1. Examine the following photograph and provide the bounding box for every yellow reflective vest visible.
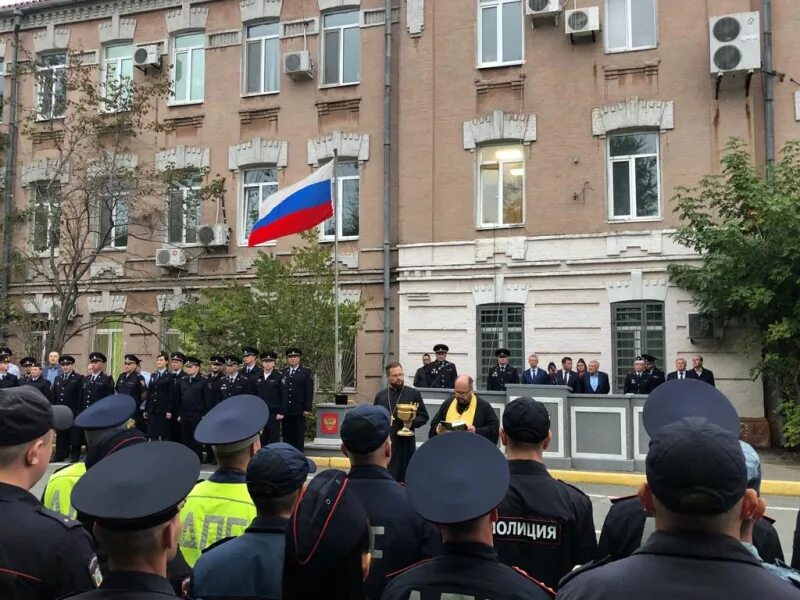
[179,479,256,566]
[42,462,87,519]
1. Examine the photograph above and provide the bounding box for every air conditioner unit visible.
[565,7,600,38]
[155,248,187,269]
[284,51,313,81]
[196,224,229,248]
[709,12,760,75]
[687,313,724,342]
[526,0,560,18]
[134,44,161,70]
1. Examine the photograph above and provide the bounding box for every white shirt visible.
[7,363,20,377]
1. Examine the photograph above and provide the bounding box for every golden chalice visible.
[396,403,418,437]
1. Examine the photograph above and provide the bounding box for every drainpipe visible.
[763,0,774,175]
[1,9,23,334]
[381,0,392,376]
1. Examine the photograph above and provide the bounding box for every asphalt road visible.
[34,465,799,566]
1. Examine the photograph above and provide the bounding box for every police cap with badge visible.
[433,344,449,354]
[123,354,140,365]
[59,355,76,366]
[75,393,137,432]
[210,355,225,367]
[260,352,278,363]
[285,347,302,358]
[195,394,268,453]
[495,348,510,358]
[0,386,74,445]
[170,352,186,363]
[88,352,107,363]
[242,346,258,358]
[224,354,241,366]
[185,356,201,368]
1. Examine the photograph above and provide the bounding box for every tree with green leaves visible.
[668,139,800,445]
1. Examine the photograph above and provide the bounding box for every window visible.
[608,132,660,220]
[240,168,278,244]
[102,44,134,111]
[31,182,61,253]
[606,0,657,52]
[94,317,124,376]
[322,162,359,240]
[322,11,360,86]
[161,314,185,353]
[478,0,523,67]
[477,303,524,388]
[36,53,67,120]
[611,301,665,392]
[167,181,201,245]
[172,33,205,104]
[478,145,524,227]
[98,193,129,249]
[244,22,280,95]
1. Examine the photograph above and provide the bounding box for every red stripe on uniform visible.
[0,567,43,582]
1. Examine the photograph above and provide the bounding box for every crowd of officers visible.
[2,356,800,599]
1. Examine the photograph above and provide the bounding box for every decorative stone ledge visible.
[603,61,659,81]
[155,145,210,171]
[407,0,423,37]
[21,158,67,186]
[606,270,668,303]
[474,236,527,262]
[98,15,136,44]
[87,290,127,314]
[316,97,360,117]
[90,262,124,278]
[307,131,369,166]
[33,24,70,53]
[318,0,360,11]
[472,277,530,305]
[164,114,205,129]
[475,74,525,95]
[463,110,536,151]
[157,287,193,312]
[229,137,288,170]
[240,0,282,22]
[239,107,279,125]
[166,2,208,34]
[591,96,674,137]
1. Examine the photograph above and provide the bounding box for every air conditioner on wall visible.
[565,7,600,38]
[134,44,161,70]
[196,224,229,248]
[284,51,313,81]
[526,0,561,18]
[155,248,187,269]
[709,12,761,75]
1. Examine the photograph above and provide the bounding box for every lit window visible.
[36,53,67,120]
[102,44,134,111]
[478,0,523,67]
[321,162,359,240]
[606,0,657,52]
[240,168,278,244]
[478,145,524,227]
[322,11,360,86]
[172,33,205,103]
[244,22,280,94]
[608,132,660,220]
[167,181,201,245]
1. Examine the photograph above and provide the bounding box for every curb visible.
[306,458,800,497]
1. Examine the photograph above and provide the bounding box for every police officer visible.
[53,354,84,462]
[116,354,147,431]
[0,386,98,599]
[281,347,314,452]
[207,354,226,408]
[65,442,201,600]
[423,343,458,389]
[83,352,115,411]
[177,356,211,461]
[22,361,53,401]
[170,351,187,381]
[43,393,138,518]
[622,356,649,394]
[340,405,441,600]
[487,348,520,391]
[0,352,19,389]
[382,432,553,599]
[493,397,596,589]
[144,351,177,441]
[642,353,665,393]
[558,418,799,599]
[18,356,35,384]
[179,394,267,566]
[0,346,21,378]
[189,443,317,598]
[220,355,249,400]
[169,352,187,442]
[241,346,262,382]
[253,351,285,445]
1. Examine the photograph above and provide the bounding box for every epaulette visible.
[201,536,234,554]
[385,558,434,579]
[511,566,556,597]
[557,479,592,499]
[609,493,638,504]
[38,506,83,529]
[763,513,776,525]
[557,556,613,588]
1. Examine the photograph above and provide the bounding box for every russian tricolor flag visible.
[248,160,335,246]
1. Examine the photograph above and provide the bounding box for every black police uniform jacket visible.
[54,371,83,414]
[423,360,457,389]
[63,571,175,600]
[241,363,262,387]
[115,372,147,407]
[428,395,499,445]
[146,370,178,414]
[373,385,429,482]
[220,372,249,400]
[382,542,554,600]
[81,372,115,413]
[622,371,649,394]
[558,530,800,599]
[599,495,784,564]
[347,465,442,600]
[23,377,53,402]
[494,460,597,590]
[0,481,98,600]
[644,367,666,393]
[253,370,286,414]
[178,374,212,417]
[413,365,427,388]
[487,364,520,391]
[207,371,225,407]
[282,365,314,415]
[0,372,18,388]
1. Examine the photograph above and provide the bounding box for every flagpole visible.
[332,150,341,392]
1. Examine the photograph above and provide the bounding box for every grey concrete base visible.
[305,440,344,459]
[634,459,646,472]
[543,457,572,470]
[571,458,635,472]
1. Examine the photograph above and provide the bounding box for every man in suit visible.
[282,347,314,452]
[241,346,262,383]
[53,355,83,461]
[521,354,551,385]
[688,355,716,387]
[413,353,431,387]
[374,361,429,482]
[0,352,19,389]
[556,356,578,390]
[577,360,610,395]
[642,353,665,393]
[429,375,499,444]
[667,357,691,381]
[487,348,520,392]
[253,351,285,444]
[623,356,649,394]
[23,361,53,402]
[423,344,458,389]
[144,351,177,440]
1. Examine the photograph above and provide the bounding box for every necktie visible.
[679,372,683,379]
[92,376,97,383]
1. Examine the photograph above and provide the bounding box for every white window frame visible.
[98,193,128,250]
[607,131,661,222]
[320,162,359,242]
[477,145,525,228]
[243,22,281,96]
[239,167,279,246]
[30,181,61,255]
[93,317,124,376]
[477,0,524,68]
[36,52,67,121]
[167,184,202,246]
[321,10,360,87]
[170,32,205,105]
[605,0,658,53]
[101,43,134,113]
